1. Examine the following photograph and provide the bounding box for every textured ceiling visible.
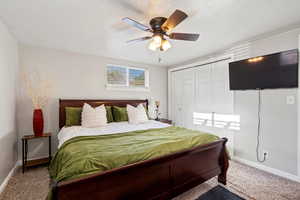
[1,0,300,66]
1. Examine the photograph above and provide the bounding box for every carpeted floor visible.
[0,161,300,200]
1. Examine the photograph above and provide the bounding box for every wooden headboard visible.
[59,99,148,128]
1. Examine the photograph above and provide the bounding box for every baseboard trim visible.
[233,156,300,183]
[0,162,19,194]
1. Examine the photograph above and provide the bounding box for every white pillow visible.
[127,104,149,124]
[81,103,107,128]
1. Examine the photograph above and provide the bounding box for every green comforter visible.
[49,126,219,183]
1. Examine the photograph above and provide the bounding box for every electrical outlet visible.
[286,95,295,105]
[263,150,269,160]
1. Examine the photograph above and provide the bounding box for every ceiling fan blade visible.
[126,36,152,44]
[169,33,200,41]
[162,9,188,32]
[122,17,152,32]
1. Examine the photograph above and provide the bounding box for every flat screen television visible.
[229,49,299,90]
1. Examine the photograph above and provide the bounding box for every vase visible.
[33,109,44,136]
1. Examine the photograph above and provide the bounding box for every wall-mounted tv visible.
[229,49,299,90]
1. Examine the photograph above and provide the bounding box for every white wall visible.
[18,44,168,160]
[234,29,299,175]
[0,20,19,185]
[169,28,300,175]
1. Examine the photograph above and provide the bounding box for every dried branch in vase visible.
[22,69,52,109]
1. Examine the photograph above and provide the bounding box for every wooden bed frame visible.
[52,99,229,200]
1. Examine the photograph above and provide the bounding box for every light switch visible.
[286,95,295,105]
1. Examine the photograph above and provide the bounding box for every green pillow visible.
[65,107,82,126]
[65,106,114,126]
[105,106,114,123]
[112,106,128,122]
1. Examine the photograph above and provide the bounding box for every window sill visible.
[105,85,150,92]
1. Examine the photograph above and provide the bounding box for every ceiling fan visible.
[122,9,200,52]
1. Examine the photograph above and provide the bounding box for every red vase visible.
[33,109,44,136]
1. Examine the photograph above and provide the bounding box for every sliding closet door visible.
[170,58,235,156]
[211,60,233,114]
[171,70,184,127]
[193,59,233,115]
[181,69,195,129]
[171,58,233,124]
[194,64,212,113]
[171,69,195,128]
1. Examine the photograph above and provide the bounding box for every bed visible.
[50,99,229,200]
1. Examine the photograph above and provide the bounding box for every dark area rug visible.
[195,185,245,200]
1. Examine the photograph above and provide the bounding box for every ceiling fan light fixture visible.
[152,34,162,45]
[123,9,199,51]
[161,39,171,51]
[148,39,160,51]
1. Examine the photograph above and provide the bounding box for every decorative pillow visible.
[81,103,107,128]
[105,106,114,123]
[112,106,128,122]
[127,104,149,124]
[65,107,82,126]
[65,106,113,126]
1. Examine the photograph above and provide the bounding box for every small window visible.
[106,65,149,90]
[129,68,145,87]
[107,66,127,86]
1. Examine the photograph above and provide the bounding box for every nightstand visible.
[22,133,52,173]
[156,118,172,125]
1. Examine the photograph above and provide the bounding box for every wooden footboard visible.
[51,138,229,200]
